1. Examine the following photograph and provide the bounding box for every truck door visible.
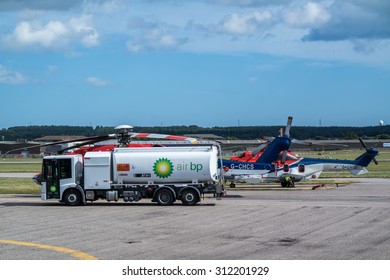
[43,159,60,199]
[43,158,73,199]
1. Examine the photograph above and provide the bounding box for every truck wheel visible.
[155,189,174,206]
[180,189,199,206]
[63,189,82,206]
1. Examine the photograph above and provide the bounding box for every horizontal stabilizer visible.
[350,168,368,176]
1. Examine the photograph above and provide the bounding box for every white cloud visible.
[68,16,100,47]
[303,0,390,41]
[126,18,187,52]
[127,31,187,52]
[85,77,112,87]
[9,21,68,48]
[83,0,123,13]
[1,15,99,51]
[1,0,389,63]
[215,11,273,35]
[283,2,330,28]
[182,0,390,61]
[0,65,27,84]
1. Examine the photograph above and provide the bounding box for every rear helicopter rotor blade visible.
[358,137,379,165]
[281,150,288,164]
[358,137,368,151]
[284,116,293,137]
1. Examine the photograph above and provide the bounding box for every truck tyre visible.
[155,189,174,206]
[180,189,199,206]
[63,189,82,206]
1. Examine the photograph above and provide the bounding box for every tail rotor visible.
[281,116,293,164]
[359,137,378,165]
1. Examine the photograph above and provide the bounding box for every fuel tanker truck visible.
[40,145,224,206]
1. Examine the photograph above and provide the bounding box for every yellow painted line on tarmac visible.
[0,239,98,260]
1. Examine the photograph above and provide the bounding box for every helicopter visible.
[220,119,379,188]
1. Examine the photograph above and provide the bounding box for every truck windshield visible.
[43,158,72,180]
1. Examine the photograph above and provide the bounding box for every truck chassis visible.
[61,183,217,206]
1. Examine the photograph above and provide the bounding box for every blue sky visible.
[1,0,389,128]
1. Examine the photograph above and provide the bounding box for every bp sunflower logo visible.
[153,158,174,179]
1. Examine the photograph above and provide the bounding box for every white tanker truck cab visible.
[40,145,223,206]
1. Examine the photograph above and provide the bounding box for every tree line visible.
[1,124,390,142]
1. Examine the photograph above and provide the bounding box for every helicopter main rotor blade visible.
[4,135,113,155]
[55,135,115,154]
[358,137,368,151]
[284,116,293,137]
[129,133,198,143]
[251,143,269,157]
